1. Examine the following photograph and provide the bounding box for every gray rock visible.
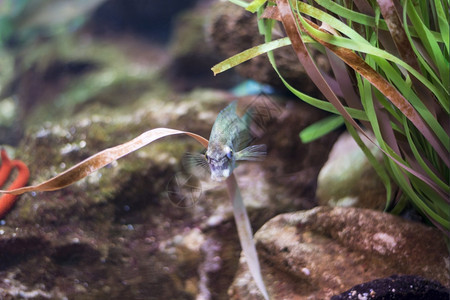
[317,132,387,210]
[229,206,449,299]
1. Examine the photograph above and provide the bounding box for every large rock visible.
[229,206,449,299]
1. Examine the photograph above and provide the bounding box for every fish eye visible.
[226,149,233,160]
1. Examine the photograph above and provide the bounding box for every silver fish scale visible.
[208,102,251,152]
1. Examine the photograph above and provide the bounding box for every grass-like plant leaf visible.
[211,37,292,76]
[299,115,344,143]
[217,0,449,235]
[297,16,449,166]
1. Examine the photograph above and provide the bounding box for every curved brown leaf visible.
[0,128,208,195]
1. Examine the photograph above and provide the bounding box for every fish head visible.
[205,143,236,182]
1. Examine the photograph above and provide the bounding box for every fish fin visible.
[235,144,267,161]
[232,128,255,152]
[223,101,238,116]
[182,151,211,180]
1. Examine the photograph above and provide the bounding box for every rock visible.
[331,275,450,300]
[207,1,329,93]
[317,132,387,210]
[229,206,449,299]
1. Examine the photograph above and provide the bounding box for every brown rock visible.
[229,206,449,299]
[207,1,328,94]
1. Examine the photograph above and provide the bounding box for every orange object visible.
[0,149,30,218]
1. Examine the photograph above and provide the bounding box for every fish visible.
[184,101,266,182]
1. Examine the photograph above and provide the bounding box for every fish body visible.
[205,101,266,181]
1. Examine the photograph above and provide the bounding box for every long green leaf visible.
[403,116,449,192]
[212,37,292,75]
[299,115,344,143]
[376,0,438,114]
[314,0,444,41]
[402,5,447,97]
[228,0,252,8]
[433,0,449,54]
[406,0,449,85]
[211,33,368,120]
[246,0,268,13]
[297,15,450,166]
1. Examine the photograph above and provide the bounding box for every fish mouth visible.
[210,168,231,182]
[211,176,225,182]
[211,173,226,182]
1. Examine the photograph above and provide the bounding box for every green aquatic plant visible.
[0,104,270,299]
[213,0,449,235]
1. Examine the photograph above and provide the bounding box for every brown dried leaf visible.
[261,6,281,21]
[0,128,208,195]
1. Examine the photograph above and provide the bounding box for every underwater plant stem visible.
[226,174,270,300]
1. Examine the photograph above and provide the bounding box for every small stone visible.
[317,132,387,210]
